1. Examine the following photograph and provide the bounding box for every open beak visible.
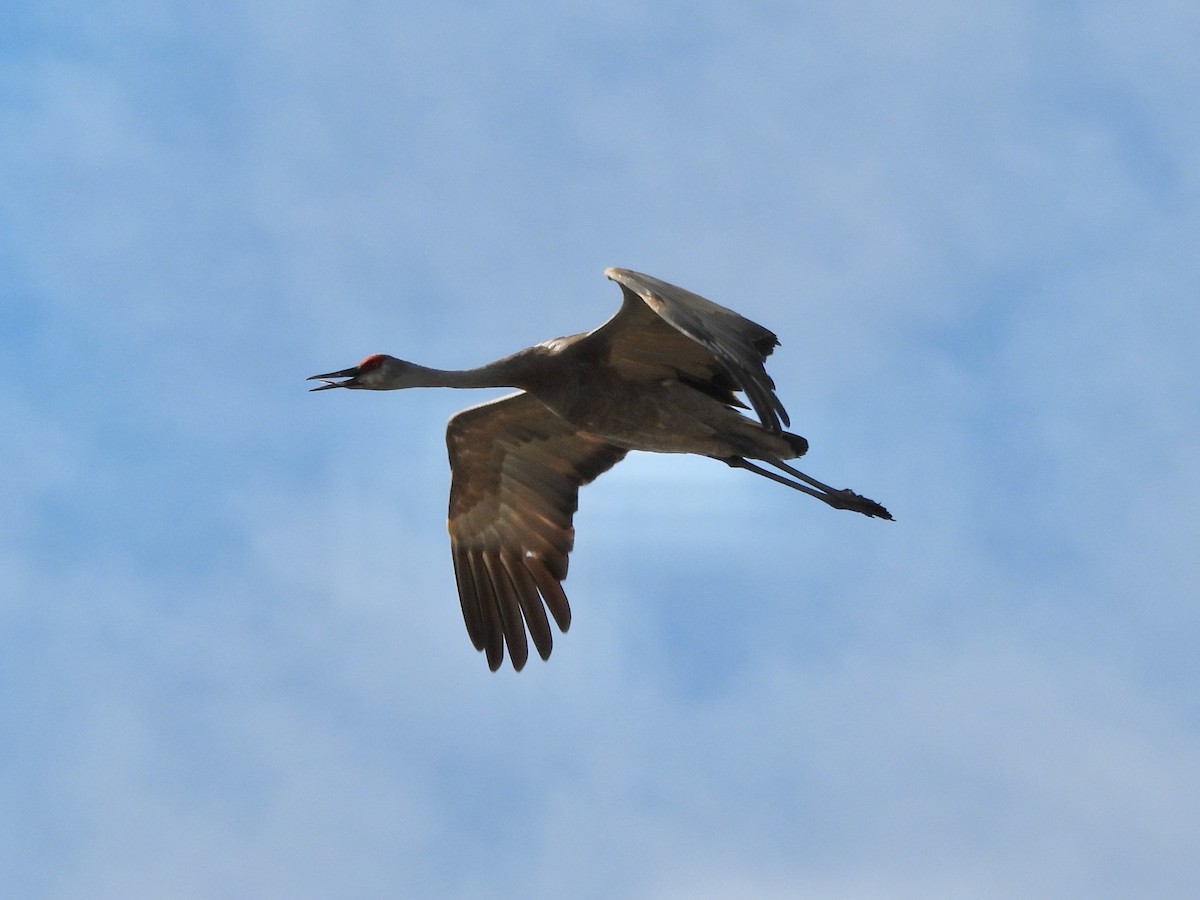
[307,365,360,391]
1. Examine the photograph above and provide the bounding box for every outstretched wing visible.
[589,267,790,432]
[446,392,628,671]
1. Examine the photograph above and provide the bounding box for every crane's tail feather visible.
[724,456,893,520]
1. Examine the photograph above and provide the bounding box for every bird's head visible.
[307,354,417,391]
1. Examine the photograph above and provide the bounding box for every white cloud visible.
[2,1,1198,897]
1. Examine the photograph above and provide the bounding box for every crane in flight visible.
[309,268,891,671]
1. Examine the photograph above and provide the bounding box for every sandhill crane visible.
[309,267,891,671]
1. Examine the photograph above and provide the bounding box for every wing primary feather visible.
[502,551,554,661]
[526,554,572,633]
[467,550,506,671]
[451,543,487,652]
[482,549,529,671]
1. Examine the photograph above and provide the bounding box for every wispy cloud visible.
[2,1,1198,897]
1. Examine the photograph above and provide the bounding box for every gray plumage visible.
[309,267,890,671]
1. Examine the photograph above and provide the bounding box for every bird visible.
[309,267,891,671]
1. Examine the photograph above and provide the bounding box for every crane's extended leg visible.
[723,457,893,520]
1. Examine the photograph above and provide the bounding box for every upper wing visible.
[446,392,628,671]
[588,267,790,432]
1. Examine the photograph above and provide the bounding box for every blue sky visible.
[3,1,1199,897]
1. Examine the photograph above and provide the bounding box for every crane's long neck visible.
[402,351,541,390]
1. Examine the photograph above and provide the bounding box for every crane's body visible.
[310,267,890,671]
[391,341,806,461]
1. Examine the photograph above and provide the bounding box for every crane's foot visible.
[724,456,894,521]
[821,488,893,520]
